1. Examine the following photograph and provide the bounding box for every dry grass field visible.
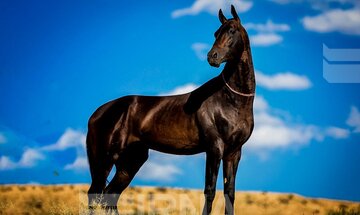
[0,184,359,215]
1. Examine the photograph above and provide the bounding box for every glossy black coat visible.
[87,5,255,215]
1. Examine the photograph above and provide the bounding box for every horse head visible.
[207,5,249,68]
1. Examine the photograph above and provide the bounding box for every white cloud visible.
[254,96,269,111]
[247,112,321,149]
[250,33,283,46]
[347,106,360,133]
[41,128,88,171]
[137,151,193,182]
[270,0,360,33]
[171,0,253,18]
[269,0,360,9]
[302,8,360,35]
[0,133,6,144]
[42,128,86,151]
[244,20,290,47]
[18,148,45,167]
[0,156,16,170]
[246,96,352,154]
[325,126,351,139]
[0,148,44,170]
[64,156,89,171]
[269,0,301,4]
[256,71,312,90]
[249,125,317,148]
[160,84,198,96]
[191,42,210,61]
[245,20,290,32]
[255,111,284,125]
[138,161,182,182]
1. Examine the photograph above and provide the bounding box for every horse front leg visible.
[223,150,241,215]
[202,138,224,215]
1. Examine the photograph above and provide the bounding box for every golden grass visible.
[0,184,359,215]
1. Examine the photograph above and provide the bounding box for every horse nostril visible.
[212,52,218,59]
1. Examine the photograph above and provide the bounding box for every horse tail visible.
[86,123,97,181]
[86,112,106,184]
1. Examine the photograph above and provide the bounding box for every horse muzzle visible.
[207,49,222,68]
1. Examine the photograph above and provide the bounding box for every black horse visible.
[87,5,255,215]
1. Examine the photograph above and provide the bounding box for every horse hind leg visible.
[87,132,114,210]
[103,142,149,214]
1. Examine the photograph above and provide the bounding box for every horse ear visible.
[231,5,241,23]
[218,9,227,24]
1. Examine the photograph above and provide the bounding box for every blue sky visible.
[1,0,360,202]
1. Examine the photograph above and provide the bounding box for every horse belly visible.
[148,139,204,155]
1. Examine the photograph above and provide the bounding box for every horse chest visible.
[215,113,253,146]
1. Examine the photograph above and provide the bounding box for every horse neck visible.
[223,47,256,96]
